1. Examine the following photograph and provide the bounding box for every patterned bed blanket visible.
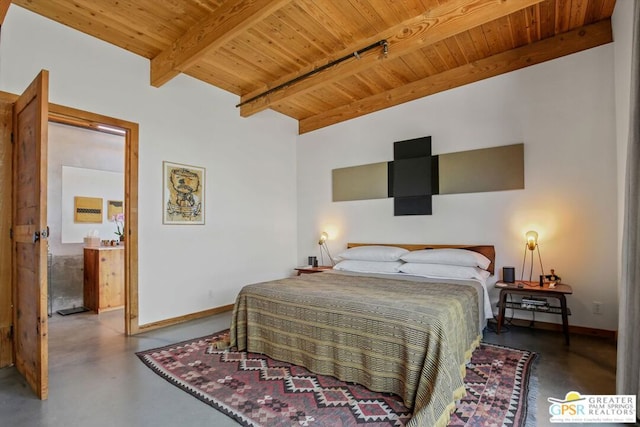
[230,270,482,427]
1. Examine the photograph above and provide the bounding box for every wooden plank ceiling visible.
[12,0,615,134]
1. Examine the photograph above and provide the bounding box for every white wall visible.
[1,5,298,324]
[61,166,124,244]
[297,45,619,331]
[48,122,125,256]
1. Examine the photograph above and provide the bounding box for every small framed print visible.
[107,200,124,220]
[163,161,205,225]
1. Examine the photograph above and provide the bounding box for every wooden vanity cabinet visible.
[83,246,124,313]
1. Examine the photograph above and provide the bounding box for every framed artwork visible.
[107,200,124,220]
[74,196,103,223]
[163,161,205,225]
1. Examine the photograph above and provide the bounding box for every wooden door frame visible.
[48,103,139,335]
[0,94,14,367]
[0,91,139,336]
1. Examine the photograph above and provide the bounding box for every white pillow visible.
[335,246,409,262]
[333,260,404,274]
[399,263,491,280]
[400,248,491,270]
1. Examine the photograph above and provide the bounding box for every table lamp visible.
[318,232,335,266]
[521,230,545,283]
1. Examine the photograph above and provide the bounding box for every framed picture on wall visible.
[162,161,205,225]
[74,196,103,223]
[107,200,124,220]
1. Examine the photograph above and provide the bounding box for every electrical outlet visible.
[592,301,602,315]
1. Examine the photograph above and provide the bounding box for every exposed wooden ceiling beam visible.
[239,0,544,117]
[150,0,290,88]
[0,0,10,26]
[298,19,613,134]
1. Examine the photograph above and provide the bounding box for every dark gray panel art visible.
[331,140,525,214]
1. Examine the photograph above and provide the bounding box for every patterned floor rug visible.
[137,330,537,427]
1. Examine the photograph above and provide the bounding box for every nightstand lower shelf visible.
[500,301,571,316]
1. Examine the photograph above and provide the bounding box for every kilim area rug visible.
[137,330,537,427]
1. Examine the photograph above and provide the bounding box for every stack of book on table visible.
[521,297,549,310]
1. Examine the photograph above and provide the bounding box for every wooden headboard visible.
[347,243,496,275]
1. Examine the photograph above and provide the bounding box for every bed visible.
[230,243,495,427]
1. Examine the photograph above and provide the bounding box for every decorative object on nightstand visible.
[521,230,545,282]
[318,232,335,266]
[545,269,561,288]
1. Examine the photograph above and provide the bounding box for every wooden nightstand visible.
[496,281,573,345]
[294,266,333,276]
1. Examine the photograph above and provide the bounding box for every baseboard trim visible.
[493,317,617,340]
[138,304,234,333]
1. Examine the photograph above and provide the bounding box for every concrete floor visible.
[0,310,623,427]
[484,322,622,427]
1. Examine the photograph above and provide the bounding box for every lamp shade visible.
[525,230,538,251]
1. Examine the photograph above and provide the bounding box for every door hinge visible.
[8,324,13,339]
[10,132,14,144]
[9,228,12,239]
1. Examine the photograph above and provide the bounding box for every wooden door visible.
[12,70,49,400]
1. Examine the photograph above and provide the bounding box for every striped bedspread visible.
[230,270,482,427]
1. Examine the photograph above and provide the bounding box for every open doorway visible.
[46,122,125,328]
[48,103,140,336]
